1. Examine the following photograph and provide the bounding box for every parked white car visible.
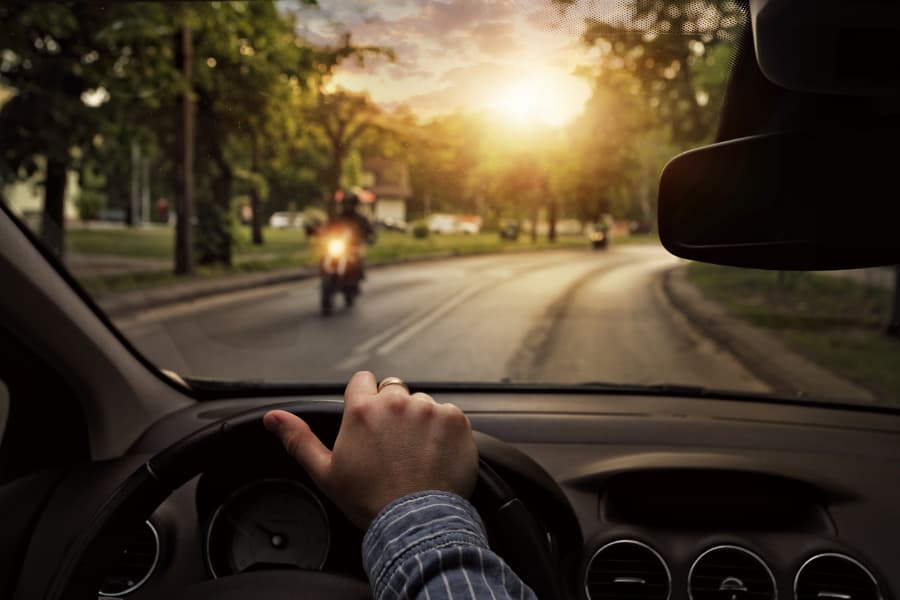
[428,214,460,234]
[268,211,303,229]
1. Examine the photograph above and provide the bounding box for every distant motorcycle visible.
[318,227,362,316]
[588,223,609,250]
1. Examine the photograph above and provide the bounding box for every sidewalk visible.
[663,265,874,403]
[93,265,317,318]
[66,253,170,277]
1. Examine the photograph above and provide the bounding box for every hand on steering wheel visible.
[264,371,478,529]
[46,376,562,600]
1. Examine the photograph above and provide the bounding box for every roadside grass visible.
[69,226,654,295]
[687,263,900,402]
[67,225,309,260]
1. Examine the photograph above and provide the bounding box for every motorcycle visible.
[587,223,609,250]
[318,228,362,316]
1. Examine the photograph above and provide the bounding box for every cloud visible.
[470,21,521,55]
[402,61,524,115]
[291,0,592,123]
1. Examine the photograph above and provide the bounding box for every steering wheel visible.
[43,401,561,600]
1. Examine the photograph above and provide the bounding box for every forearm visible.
[362,491,536,600]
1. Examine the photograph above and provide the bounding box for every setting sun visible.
[487,72,590,128]
[495,80,540,122]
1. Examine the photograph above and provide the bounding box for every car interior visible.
[1,0,899,599]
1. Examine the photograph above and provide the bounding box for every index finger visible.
[344,370,378,407]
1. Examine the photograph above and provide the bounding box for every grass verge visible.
[687,262,900,402]
[72,228,650,295]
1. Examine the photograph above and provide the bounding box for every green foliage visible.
[411,220,429,239]
[76,188,105,221]
[193,196,233,265]
[3,0,742,264]
[688,262,899,402]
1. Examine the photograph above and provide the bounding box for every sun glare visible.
[490,73,590,128]
[496,80,540,122]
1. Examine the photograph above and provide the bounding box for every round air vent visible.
[584,539,671,600]
[795,553,882,600]
[98,520,160,597]
[689,545,776,600]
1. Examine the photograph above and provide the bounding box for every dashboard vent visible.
[585,539,670,600]
[689,545,775,600]
[98,520,160,597]
[795,554,882,600]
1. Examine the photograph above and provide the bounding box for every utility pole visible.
[174,15,195,275]
[249,134,264,245]
[130,141,140,226]
[141,156,150,225]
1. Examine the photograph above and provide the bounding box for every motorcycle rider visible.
[325,188,374,284]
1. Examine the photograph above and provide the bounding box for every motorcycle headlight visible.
[326,238,347,257]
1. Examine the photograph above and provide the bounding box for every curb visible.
[96,266,318,318]
[95,246,591,318]
[662,264,874,403]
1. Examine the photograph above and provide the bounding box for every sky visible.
[285,0,599,127]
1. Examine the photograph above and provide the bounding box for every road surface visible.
[116,245,769,392]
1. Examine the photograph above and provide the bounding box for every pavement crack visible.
[505,257,631,382]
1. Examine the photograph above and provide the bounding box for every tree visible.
[179,2,315,263]
[307,89,381,213]
[0,4,131,255]
[888,265,900,338]
[574,0,745,146]
[542,0,743,227]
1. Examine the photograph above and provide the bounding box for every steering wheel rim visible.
[44,401,561,600]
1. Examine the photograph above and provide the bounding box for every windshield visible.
[2,1,897,404]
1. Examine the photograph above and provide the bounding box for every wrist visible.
[362,490,488,596]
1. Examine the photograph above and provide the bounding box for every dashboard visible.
[13,392,900,600]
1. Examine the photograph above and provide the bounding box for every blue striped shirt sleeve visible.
[362,491,537,600]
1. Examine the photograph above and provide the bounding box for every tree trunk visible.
[325,150,343,218]
[128,140,140,227]
[211,158,234,265]
[887,265,900,338]
[548,198,557,243]
[174,23,195,276]
[530,202,538,244]
[249,135,264,245]
[40,158,67,257]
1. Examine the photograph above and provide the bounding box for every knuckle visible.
[411,392,433,403]
[385,393,407,413]
[418,399,437,417]
[347,400,370,419]
[442,402,468,424]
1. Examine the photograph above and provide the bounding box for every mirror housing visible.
[751,0,900,95]
[658,122,900,270]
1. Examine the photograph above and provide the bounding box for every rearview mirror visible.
[658,122,900,270]
[751,0,900,95]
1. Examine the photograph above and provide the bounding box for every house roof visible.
[361,157,412,199]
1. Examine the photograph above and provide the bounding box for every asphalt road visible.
[117,245,769,392]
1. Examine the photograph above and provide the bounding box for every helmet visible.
[338,188,360,212]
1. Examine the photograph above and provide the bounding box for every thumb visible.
[263,410,332,484]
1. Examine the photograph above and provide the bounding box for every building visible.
[2,159,80,229]
[361,157,412,226]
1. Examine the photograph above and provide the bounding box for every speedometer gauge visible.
[205,479,330,577]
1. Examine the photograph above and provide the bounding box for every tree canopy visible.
[1,0,745,262]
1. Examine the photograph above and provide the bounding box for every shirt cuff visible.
[362,490,489,598]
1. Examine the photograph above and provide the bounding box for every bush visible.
[411,220,430,239]
[76,189,105,221]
